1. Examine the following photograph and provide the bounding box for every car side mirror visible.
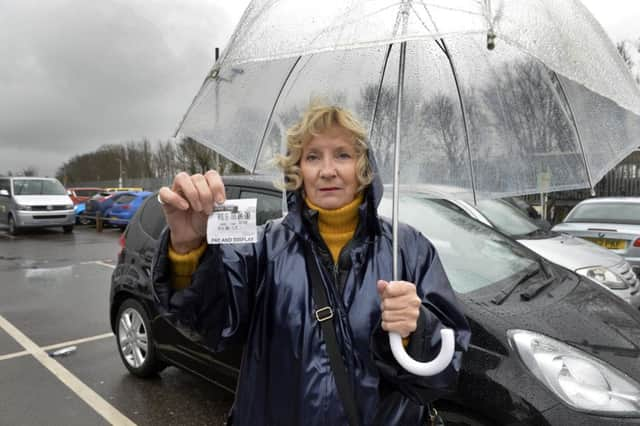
[67,190,72,196]
[0,189,9,197]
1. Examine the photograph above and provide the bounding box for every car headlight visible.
[576,266,628,290]
[16,204,32,211]
[509,330,640,415]
[65,204,74,210]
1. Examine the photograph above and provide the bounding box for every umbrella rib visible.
[416,1,484,18]
[409,1,434,33]
[415,0,439,32]
[437,39,478,204]
[368,44,394,141]
[551,72,596,195]
[251,56,303,173]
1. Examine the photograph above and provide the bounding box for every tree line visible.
[54,137,245,185]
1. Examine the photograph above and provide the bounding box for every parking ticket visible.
[207,198,257,244]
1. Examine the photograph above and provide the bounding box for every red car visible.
[66,187,105,205]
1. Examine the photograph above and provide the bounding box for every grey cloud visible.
[0,0,243,176]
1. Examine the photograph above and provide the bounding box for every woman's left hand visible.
[377,280,421,338]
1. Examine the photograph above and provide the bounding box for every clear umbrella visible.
[175,0,640,375]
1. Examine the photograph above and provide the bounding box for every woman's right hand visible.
[158,170,226,254]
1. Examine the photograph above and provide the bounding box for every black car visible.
[110,176,640,425]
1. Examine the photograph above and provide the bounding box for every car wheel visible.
[116,299,165,377]
[78,217,92,225]
[8,215,19,235]
[62,225,74,233]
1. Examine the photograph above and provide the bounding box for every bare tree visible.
[154,140,178,178]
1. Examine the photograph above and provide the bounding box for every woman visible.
[154,104,470,425]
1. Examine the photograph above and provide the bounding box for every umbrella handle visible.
[388,328,455,376]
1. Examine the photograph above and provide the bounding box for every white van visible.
[0,177,75,235]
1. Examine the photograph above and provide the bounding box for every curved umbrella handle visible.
[389,328,455,376]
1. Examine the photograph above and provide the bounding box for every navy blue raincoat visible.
[153,156,470,425]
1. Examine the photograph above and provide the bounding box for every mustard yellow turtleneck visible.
[305,193,363,264]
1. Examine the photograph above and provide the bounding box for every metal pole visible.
[388,39,455,380]
[392,42,407,280]
[214,47,220,171]
[118,159,123,188]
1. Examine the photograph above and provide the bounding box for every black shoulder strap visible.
[303,242,361,426]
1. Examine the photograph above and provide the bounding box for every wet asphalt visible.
[0,226,233,425]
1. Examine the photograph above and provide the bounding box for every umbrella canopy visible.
[176,0,640,376]
[178,0,640,201]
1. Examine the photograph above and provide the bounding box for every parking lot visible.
[0,226,233,425]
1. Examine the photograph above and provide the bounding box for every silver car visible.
[552,197,640,273]
[420,193,639,308]
[0,177,75,235]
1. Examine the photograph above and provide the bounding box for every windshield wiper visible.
[491,264,542,305]
[520,260,556,301]
[492,261,556,305]
[519,228,549,238]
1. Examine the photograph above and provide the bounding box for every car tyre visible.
[78,216,92,226]
[116,298,165,377]
[62,225,74,233]
[8,215,19,236]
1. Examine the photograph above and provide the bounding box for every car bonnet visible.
[463,272,640,378]
[517,232,626,271]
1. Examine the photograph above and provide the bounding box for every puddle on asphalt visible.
[24,265,74,283]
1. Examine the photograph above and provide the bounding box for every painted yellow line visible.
[0,314,135,425]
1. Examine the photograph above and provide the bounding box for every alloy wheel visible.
[118,307,149,368]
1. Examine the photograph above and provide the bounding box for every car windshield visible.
[565,202,640,225]
[378,195,538,293]
[75,189,100,197]
[13,179,66,196]
[115,194,137,204]
[473,199,540,237]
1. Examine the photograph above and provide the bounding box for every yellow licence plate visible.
[583,237,627,250]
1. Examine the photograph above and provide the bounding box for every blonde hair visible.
[275,104,373,192]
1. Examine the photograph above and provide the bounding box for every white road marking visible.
[0,314,135,425]
[80,260,116,269]
[42,332,114,351]
[0,350,29,361]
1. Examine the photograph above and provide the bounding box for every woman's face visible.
[300,126,360,210]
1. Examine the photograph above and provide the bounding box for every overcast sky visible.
[1,0,639,178]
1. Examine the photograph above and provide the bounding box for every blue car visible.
[105,191,152,229]
[84,191,124,221]
[73,202,91,225]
